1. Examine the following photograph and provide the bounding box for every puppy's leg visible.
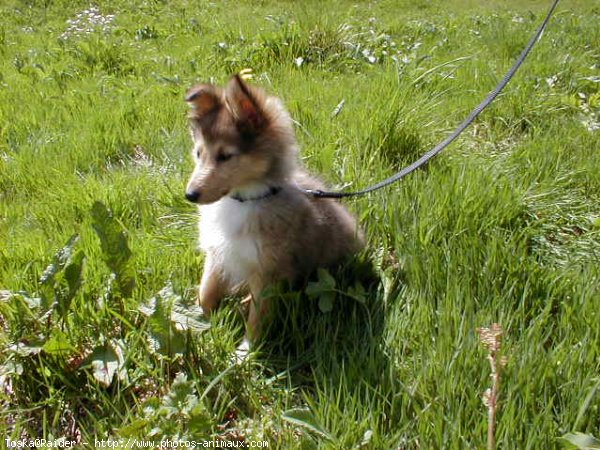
[246,278,272,343]
[198,254,227,315]
[235,279,270,362]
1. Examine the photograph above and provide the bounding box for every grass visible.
[1,0,599,448]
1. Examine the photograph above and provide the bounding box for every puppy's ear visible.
[186,84,221,120]
[225,75,267,135]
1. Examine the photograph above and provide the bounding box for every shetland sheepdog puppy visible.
[184,75,363,355]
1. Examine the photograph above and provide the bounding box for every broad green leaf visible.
[147,325,185,358]
[63,249,85,296]
[138,295,157,317]
[90,201,131,271]
[171,301,210,333]
[188,405,212,435]
[42,330,75,355]
[347,280,367,303]
[306,268,336,298]
[8,340,43,356]
[27,234,85,320]
[162,372,199,417]
[318,291,335,313]
[0,361,23,395]
[560,432,600,449]
[140,287,184,357]
[91,201,135,297]
[259,282,286,300]
[57,249,85,317]
[317,268,336,290]
[39,235,79,286]
[89,347,119,387]
[148,308,186,357]
[117,419,148,437]
[140,284,210,357]
[1,290,41,309]
[156,283,210,332]
[0,360,23,377]
[39,234,79,310]
[305,281,325,298]
[86,340,127,387]
[282,408,333,441]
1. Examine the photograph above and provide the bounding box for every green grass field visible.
[1,0,599,448]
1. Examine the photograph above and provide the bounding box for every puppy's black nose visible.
[185,190,201,203]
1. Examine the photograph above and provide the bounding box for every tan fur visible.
[185,75,364,346]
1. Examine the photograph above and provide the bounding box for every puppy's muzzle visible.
[185,189,201,203]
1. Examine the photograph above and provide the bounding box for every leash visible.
[303,0,560,199]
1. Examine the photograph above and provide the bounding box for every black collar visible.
[230,186,282,203]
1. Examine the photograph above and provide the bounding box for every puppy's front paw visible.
[232,336,251,365]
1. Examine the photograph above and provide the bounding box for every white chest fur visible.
[198,198,262,287]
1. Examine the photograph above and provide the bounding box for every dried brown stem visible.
[477,323,506,450]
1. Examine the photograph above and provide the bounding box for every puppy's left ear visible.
[225,75,267,135]
[186,84,222,120]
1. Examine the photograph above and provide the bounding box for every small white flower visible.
[581,116,600,132]
[61,5,115,40]
[545,75,559,88]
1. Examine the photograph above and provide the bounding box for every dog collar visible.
[230,186,282,203]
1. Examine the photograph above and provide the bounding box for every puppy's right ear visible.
[185,85,221,119]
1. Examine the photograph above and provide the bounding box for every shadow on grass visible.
[254,254,401,415]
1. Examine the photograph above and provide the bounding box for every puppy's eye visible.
[216,153,233,163]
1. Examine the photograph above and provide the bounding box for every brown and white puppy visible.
[185,75,363,355]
